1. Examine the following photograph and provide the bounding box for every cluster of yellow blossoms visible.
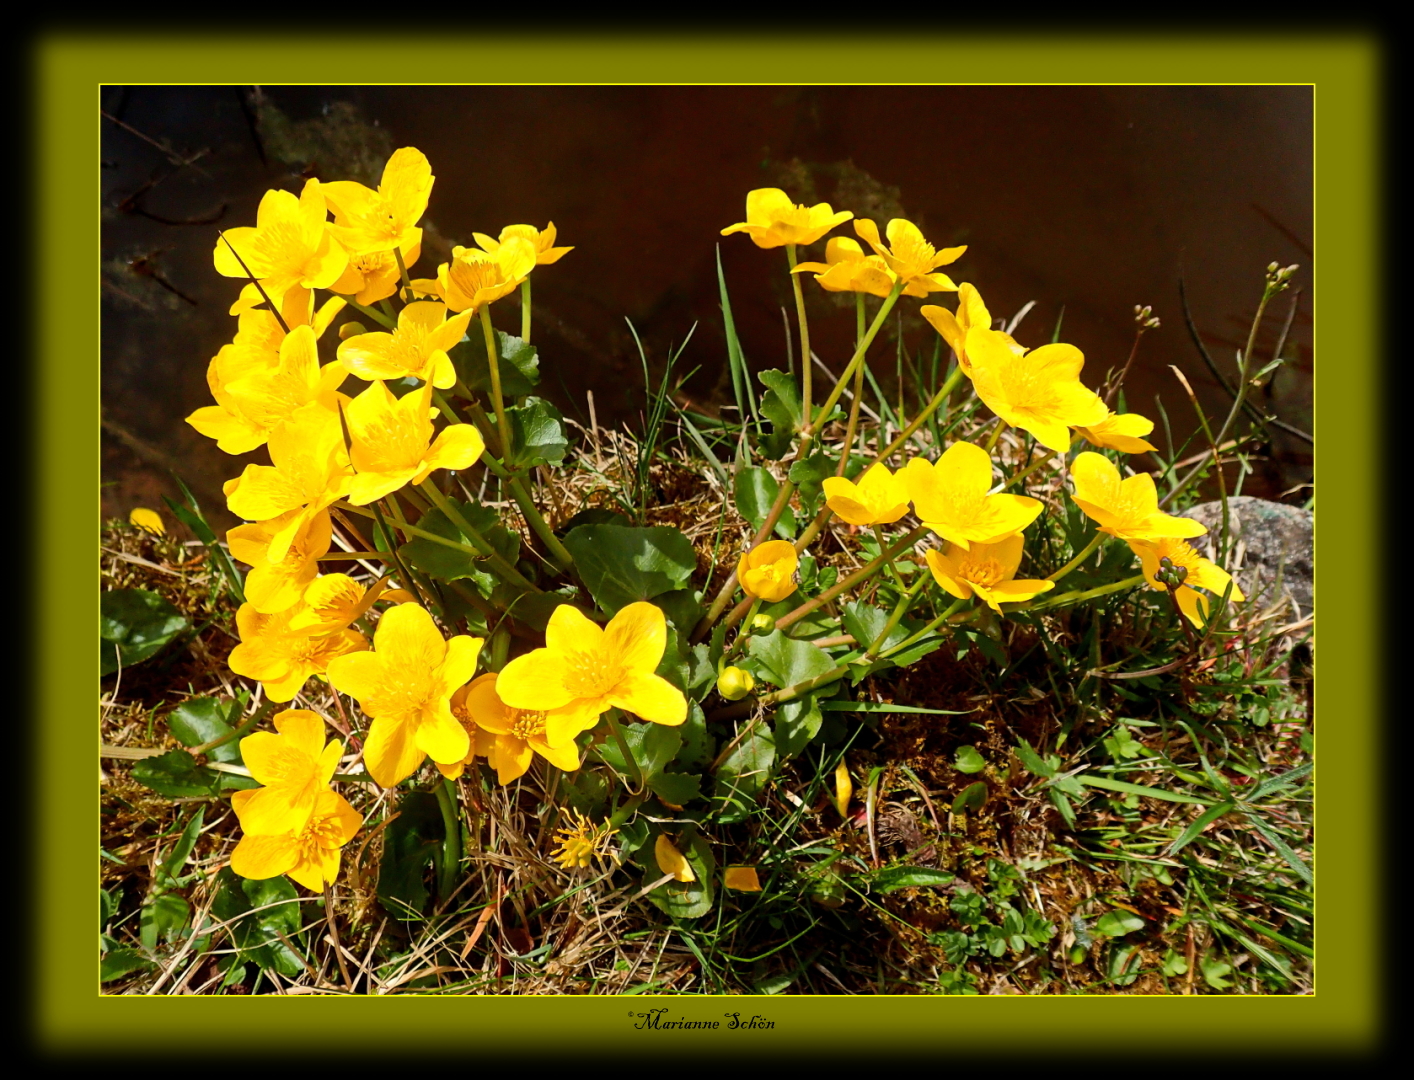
[185,164,1245,898]
[186,146,683,889]
[723,189,1239,624]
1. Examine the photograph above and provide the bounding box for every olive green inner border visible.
[50,34,1375,1054]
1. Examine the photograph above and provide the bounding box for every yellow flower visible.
[919,283,1021,374]
[323,147,434,257]
[287,573,388,636]
[212,180,349,305]
[716,666,756,702]
[789,236,896,297]
[235,709,343,835]
[1076,410,1159,454]
[441,673,597,786]
[436,238,537,314]
[337,301,471,390]
[965,327,1109,453]
[1069,452,1207,541]
[342,381,486,505]
[230,787,363,894]
[721,188,853,249]
[496,603,688,727]
[219,324,350,440]
[833,758,853,818]
[924,535,1055,614]
[227,509,333,615]
[190,290,350,455]
[736,540,800,602]
[1127,536,1245,627]
[325,603,483,788]
[473,222,573,266]
[853,218,965,298]
[227,601,368,703]
[655,834,696,882]
[128,507,164,536]
[550,810,618,870]
[902,442,1042,551]
[821,463,911,526]
[224,402,353,563]
[327,237,422,306]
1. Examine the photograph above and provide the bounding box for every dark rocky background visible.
[101,85,1312,532]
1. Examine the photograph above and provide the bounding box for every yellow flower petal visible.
[655,835,696,882]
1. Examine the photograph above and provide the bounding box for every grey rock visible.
[1184,497,1312,618]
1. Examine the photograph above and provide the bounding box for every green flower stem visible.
[862,573,931,661]
[775,525,927,634]
[721,594,758,633]
[871,364,966,465]
[723,597,763,659]
[392,246,415,295]
[1025,573,1146,613]
[879,596,970,660]
[807,281,903,440]
[873,525,907,591]
[1047,531,1108,582]
[413,482,543,592]
[337,295,396,330]
[337,501,479,559]
[604,711,644,795]
[433,778,462,903]
[479,306,513,459]
[786,244,813,431]
[373,499,436,609]
[1162,280,1279,508]
[520,278,532,343]
[692,286,905,643]
[794,506,832,555]
[505,474,574,570]
[983,416,1008,454]
[218,231,289,333]
[1002,449,1058,492]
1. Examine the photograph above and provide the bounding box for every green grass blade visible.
[1243,810,1313,885]
[1077,775,1215,805]
[1164,801,1235,857]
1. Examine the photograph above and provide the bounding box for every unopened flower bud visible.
[749,613,776,634]
[717,666,755,701]
[338,320,368,340]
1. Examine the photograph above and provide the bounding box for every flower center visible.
[295,814,342,861]
[562,651,623,699]
[508,709,548,740]
[959,555,1006,588]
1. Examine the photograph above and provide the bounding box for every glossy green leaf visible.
[954,746,987,774]
[506,397,569,469]
[561,524,697,614]
[452,329,540,396]
[166,697,244,764]
[131,749,221,798]
[100,948,151,983]
[645,830,716,920]
[873,866,956,893]
[378,791,444,922]
[1095,909,1145,937]
[711,723,776,823]
[774,694,823,759]
[100,589,188,675]
[757,369,799,460]
[399,497,520,588]
[952,781,988,813]
[748,629,837,690]
[733,464,796,538]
